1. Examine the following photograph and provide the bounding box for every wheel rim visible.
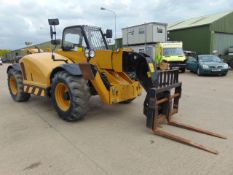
[9,76,17,95]
[55,82,71,111]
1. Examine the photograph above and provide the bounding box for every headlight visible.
[84,49,96,58]
[89,50,95,58]
[85,49,90,58]
[223,64,229,69]
[202,65,209,69]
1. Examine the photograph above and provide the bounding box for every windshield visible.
[84,26,107,50]
[198,55,222,62]
[163,48,184,57]
[63,27,87,51]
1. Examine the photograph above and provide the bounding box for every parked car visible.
[184,50,197,58]
[186,55,229,76]
[0,57,2,65]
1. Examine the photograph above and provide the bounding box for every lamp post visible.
[100,7,117,47]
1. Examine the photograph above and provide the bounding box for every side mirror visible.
[48,18,61,61]
[48,18,59,26]
[48,18,59,40]
[105,29,112,38]
[51,39,61,45]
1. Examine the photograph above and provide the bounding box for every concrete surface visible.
[0,64,233,175]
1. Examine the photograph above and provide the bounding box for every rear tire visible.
[51,71,90,122]
[7,68,30,102]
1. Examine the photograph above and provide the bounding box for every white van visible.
[0,58,2,65]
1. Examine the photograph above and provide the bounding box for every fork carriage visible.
[144,70,226,155]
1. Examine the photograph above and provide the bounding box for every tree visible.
[0,49,11,57]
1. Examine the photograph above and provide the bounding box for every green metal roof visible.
[168,11,232,31]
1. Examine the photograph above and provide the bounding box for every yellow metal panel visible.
[149,63,155,72]
[58,49,124,73]
[94,49,124,72]
[102,70,142,103]
[57,50,87,63]
[20,53,73,88]
[34,88,39,95]
[28,87,33,93]
[112,49,123,72]
[90,72,110,104]
[103,71,130,85]
[94,50,113,69]
[41,90,45,97]
[110,81,142,103]
[24,85,28,92]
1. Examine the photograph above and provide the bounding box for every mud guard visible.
[7,63,21,73]
[56,64,83,76]
[51,63,97,80]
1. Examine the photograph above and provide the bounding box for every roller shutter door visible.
[213,33,233,54]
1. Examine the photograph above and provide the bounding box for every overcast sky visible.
[0,0,232,50]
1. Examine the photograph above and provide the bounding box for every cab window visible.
[63,27,87,51]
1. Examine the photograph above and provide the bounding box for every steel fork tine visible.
[153,129,219,155]
[168,120,227,139]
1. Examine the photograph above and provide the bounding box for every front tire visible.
[51,71,90,122]
[180,68,186,73]
[7,68,30,102]
[197,68,201,76]
[222,72,228,76]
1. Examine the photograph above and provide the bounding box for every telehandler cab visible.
[7,19,226,154]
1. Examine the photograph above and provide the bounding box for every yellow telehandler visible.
[7,19,226,154]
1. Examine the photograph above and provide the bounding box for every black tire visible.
[51,71,90,122]
[222,72,228,76]
[180,68,186,73]
[197,68,201,76]
[7,68,30,102]
[120,98,136,104]
[228,61,233,69]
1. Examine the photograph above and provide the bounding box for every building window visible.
[128,30,134,35]
[139,28,145,34]
[139,49,145,53]
[157,27,163,33]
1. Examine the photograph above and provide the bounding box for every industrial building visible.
[168,11,233,55]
